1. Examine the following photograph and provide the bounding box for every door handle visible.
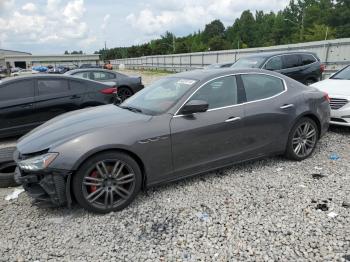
[225,117,241,123]
[21,103,33,108]
[70,95,81,99]
[280,104,294,109]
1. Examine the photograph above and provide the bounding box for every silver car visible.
[14,69,330,213]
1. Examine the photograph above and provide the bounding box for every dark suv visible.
[0,75,116,138]
[231,51,324,85]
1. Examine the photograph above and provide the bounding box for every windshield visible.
[231,57,266,69]
[119,77,198,115]
[331,66,350,80]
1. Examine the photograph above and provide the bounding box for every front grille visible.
[330,98,348,110]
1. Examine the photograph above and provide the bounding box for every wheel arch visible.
[118,85,134,93]
[72,147,147,189]
[292,112,322,139]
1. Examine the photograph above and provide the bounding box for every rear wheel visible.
[72,151,142,213]
[118,87,133,101]
[285,117,319,161]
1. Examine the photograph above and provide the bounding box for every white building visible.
[0,49,100,69]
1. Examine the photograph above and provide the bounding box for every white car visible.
[311,65,350,127]
[11,69,38,77]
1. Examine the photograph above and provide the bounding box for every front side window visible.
[37,79,69,95]
[120,77,198,115]
[241,74,285,102]
[282,55,301,69]
[265,56,282,71]
[0,80,34,101]
[73,72,89,79]
[189,75,238,109]
[231,57,266,69]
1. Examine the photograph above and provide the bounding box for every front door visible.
[170,75,246,177]
[0,79,35,136]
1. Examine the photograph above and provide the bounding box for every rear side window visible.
[91,72,115,81]
[241,74,285,102]
[190,75,238,109]
[301,54,316,65]
[282,55,301,69]
[37,79,69,95]
[0,80,34,101]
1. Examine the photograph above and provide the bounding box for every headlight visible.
[18,153,58,171]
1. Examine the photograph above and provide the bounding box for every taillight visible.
[320,64,325,73]
[100,87,117,94]
[324,92,330,102]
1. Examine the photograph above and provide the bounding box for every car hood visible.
[17,105,152,154]
[311,79,350,98]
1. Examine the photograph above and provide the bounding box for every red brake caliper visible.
[89,171,98,193]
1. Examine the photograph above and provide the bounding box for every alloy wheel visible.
[292,122,317,158]
[82,159,136,209]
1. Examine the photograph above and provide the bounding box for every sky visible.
[0,0,290,54]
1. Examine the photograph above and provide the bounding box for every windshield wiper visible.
[119,105,143,113]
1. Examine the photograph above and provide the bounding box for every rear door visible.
[239,73,295,156]
[170,75,246,177]
[0,79,35,134]
[33,78,81,123]
[281,54,303,81]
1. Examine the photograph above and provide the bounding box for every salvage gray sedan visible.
[14,69,330,213]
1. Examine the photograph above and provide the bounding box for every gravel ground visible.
[0,70,350,261]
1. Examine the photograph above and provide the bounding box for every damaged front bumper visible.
[14,167,72,208]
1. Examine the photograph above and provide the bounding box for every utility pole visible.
[173,35,176,53]
[300,11,305,41]
[104,41,107,50]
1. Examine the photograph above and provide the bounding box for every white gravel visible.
[0,70,349,261]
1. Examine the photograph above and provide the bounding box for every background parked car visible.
[47,66,71,74]
[231,51,324,85]
[311,65,350,127]
[32,66,48,72]
[79,64,102,69]
[0,74,117,138]
[65,68,144,101]
[14,68,330,213]
[11,69,38,77]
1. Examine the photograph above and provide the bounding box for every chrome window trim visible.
[262,53,318,70]
[173,72,287,118]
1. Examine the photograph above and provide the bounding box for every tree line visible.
[96,0,350,60]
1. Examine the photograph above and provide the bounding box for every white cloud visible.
[22,2,37,12]
[127,0,289,39]
[0,0,92,48]
[101,14,111,30]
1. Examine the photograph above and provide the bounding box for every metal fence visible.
[112,38,350,77]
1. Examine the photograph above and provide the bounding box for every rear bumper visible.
[14,167,71,207]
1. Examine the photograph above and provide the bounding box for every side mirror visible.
[180,100,209,115]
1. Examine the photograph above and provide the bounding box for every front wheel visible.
[285,117,319,161]
[72,151,142,213]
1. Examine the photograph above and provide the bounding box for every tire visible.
[118,87,133,101]
[0,161,20,188]
[305,78,316,86]
[285,117,319,161]
[72,151,142,213]
[0,147,16,164]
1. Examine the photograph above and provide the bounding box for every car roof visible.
[66,68,118,74]
[169,68,284,81]
[0,73,104,84]
[239,50,319,59]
